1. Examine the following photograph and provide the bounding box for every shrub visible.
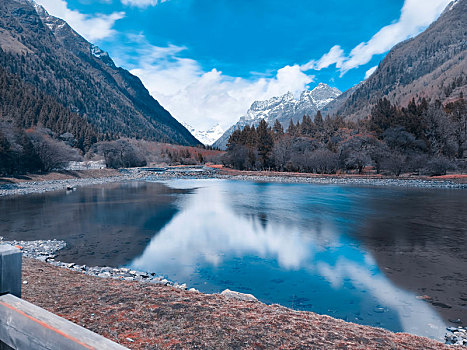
[422,157,457,176]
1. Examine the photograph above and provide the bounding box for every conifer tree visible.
[287,120,296,135]
[272,119,284,140]
[257,119,273,169]
[227,129,242,150]
[301,115,314,136]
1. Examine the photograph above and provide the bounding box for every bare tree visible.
[29,129,82,171]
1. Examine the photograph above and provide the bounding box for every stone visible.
[449,318,462,324]
[221,289,257,302]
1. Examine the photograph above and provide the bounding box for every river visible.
[0,179,465,340]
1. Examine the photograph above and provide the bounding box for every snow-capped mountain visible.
[213,83,341,149]
[182,123,225,146]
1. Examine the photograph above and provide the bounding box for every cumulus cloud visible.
[301,45,345,71]
[34,0,124,41]
[121,0,169,8]
[364,66,378,80]
[302,0,452,76]
[126,41,314,131]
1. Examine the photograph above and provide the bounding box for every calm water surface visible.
[1,179,466,340]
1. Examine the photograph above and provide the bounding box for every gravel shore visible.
[1,167,465,197]
[214,174,467,189]
[0,174,136,197]
[21,257,458,350]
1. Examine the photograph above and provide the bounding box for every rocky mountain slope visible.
[213,83,341,149]
[0,0,200,146]
[324,0,466,119]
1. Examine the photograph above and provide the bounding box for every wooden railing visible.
[0,245,127,350]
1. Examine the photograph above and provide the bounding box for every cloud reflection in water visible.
[130,179,446,339]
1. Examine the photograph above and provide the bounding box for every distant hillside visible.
[0,65,97,150]
[0,0,200,146]
[325,0,467,119]
[214,83,341,149]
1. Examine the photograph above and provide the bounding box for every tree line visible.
[222,96,466,176]
[0,65,100,175]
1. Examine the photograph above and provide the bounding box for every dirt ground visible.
[21,258,456,350]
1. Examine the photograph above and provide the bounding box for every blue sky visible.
[35,0,452,131]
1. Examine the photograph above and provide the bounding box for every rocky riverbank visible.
[1,239,465,348]
[446,327,467,346]
[214,173,467,189]
[0,174,136,197]
[19,257,460,349]
[0,238,191,291]
[1,167,466,197]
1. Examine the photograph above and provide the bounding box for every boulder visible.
[221,289,257,302]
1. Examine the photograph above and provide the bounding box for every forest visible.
[222,97,467,176]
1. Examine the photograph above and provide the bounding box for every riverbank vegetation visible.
[222,97,467,176]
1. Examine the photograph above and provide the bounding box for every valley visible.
[0,0,466,349]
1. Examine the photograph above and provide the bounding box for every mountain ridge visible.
[323,0,466,119]
[213,83,341,149]
[0,0,201,146]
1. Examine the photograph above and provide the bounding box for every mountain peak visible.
[302,84,342,110]
[213,83,341,149]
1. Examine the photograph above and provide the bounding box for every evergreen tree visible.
[227,129,242,150]
[272,119,284,140]
[314,111,324,137]
[257,119,273,169]
[0,131,11,175]
[369,98,398,136]
[301,115,314,136]
[287,120,296,135]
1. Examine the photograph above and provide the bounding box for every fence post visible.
[0,245,22,298]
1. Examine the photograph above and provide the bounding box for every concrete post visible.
[0,245,22,298]
[0,340,14,350]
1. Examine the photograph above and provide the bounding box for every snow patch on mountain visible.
[90,44,116,67]
[212,83,341,149]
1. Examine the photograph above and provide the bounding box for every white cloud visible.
[364,66,377,80]
[34,0,124,41]
[302,0,452,76]
[121,0,169,7]
[301,45,345,71]
[126,41,314,131]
